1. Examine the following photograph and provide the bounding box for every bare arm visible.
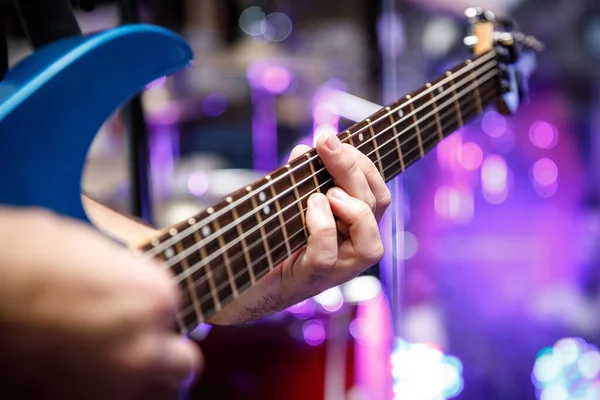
[82,133,389,326]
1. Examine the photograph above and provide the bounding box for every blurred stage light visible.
[349,317,371,341]
[202,93,228,117]
[532,158,558,186]
[188,170,209,197]
[529,121,559,149]
[422,17,460,57]
[434,186,475,224]
[392,338,464,400]
[481,155,508,204]
[287,299,317,319]
[398,231,419,260]
[239,6,267,37]
[247,62,292,94]
[263,12,293,42]
[458,142,484,170]
[532,337,600,400]
[314,287,345,313]
[481,111,507,138]
[436,133,462,168]
[341,275,382,304]
[531,158,558,198]
[302,319,326,346]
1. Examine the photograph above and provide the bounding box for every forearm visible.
[82,195,298,325]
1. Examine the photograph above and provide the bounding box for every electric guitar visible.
[0,8,542,335]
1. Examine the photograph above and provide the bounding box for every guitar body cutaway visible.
[0,24,193,221]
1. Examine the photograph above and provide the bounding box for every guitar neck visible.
[137,50,502,333]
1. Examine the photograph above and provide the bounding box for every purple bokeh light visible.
[188,170,209,196]
[529,121,559,149]
[287,299,317,319]
[458,142,484,170]
[248,63,291,94]
[532,158,559,186]
[481,155,509,204]
[302,319,326,346]
[481,111,508,138]
[202,93,228,117]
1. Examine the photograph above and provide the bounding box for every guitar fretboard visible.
[138,50,502,333]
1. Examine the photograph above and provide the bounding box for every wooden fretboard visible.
[138,50,502,333]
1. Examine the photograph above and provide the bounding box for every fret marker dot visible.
[207,207,214,214]
[259,192,267,202]
[201,226,211,237]
[151,238,160,246]
[266,175,271,180]
[169,228,177,236]
[188,218,196,225]
[263,205,271,215]
[164,248,175,258]
[398,110,404,118]
[226,196,233,203]
[246,186,252,192]
[359,133,364,141]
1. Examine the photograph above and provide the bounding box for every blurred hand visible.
[0,207,202,399]
[278,132,391,298]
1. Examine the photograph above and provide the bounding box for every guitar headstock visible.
[464,7,544,115]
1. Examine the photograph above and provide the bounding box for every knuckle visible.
[364,242,385,265]
[379,188,392,208]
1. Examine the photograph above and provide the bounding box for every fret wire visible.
[267,175,293,257]
[143,52,497,263]
[286,163,308,239]
[229,197,257,285]
[406,95,425,158]
[144,51,497,262]
[173,234,205,324]
[166,71,497,290]
[306,155,321,194]
[466,59,483,114]
[425,83,444,142]
[247,186,275,271]
[195,217,222,312]
[179,85,500,318]
[158,61,501,287]
[366,118,385,178]
[211,217,239,298]
[181,86,500,323]
[385,106,405,172]
[344,130,354,146]
[446,71,464,127]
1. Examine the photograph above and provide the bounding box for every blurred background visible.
[3,0,600,399]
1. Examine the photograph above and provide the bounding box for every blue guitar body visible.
[0,24,193,222]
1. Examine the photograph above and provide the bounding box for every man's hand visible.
[0,208,202,399]
[211,132,390,323]
[279,132,390,298]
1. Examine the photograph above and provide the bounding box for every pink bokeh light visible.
[532,158,559,186]
[247,63,292,94]
[481,155,508,194]
[529,121,559,149]
[434,186,475,224]
[458,142,484,170]
[188,170,209,197]
[481,111,507,137]
[302,319,326,346]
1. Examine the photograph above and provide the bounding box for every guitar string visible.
[145,52,497,260]
[177,88,498,325]
[167,66,501,283]
[141,51,498,258]
[152,60,500,280]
